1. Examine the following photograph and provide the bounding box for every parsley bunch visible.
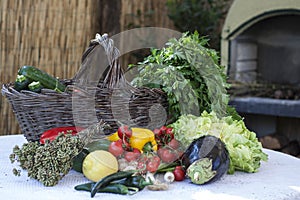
[131,32,238,122]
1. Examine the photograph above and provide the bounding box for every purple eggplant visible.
[182,135,230,184]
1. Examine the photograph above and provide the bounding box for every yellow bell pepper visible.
[106,132,120,142]
[130,128,157,152]
[106,127,157,152]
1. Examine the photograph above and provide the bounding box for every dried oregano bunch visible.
[9,133,84,186]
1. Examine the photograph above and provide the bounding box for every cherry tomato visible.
[165,127,173,135]
[108,139,124,157]
[121,139,131,151]
[152,155,161,163]
[124,149,141,162]
[153,128,161,135]
[168,138,180,149]
[173,166,185,181]
[159,148,176,163]
[137,161,146,173]
[117,125,132,139]
[132,148,141,154]
[137,156,148,173]
[157,147,165,158]
[159,126,168,133]
[146,156,161,173]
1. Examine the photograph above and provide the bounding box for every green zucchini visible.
[18,65,66,92]
[14,74,32,91]
[28,81,43,93]
[72,148,90,173]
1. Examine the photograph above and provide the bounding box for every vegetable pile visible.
[8,32,268,196]
[14,65,66,93]
[172,111,268,174]
[106,125,184,174]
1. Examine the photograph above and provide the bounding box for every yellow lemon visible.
[82,150,118,182]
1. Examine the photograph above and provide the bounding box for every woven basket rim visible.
[1,34,170,141]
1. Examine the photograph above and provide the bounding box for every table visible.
[1,135,300,200]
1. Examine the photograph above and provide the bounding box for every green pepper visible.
[75,182,95,192]
[118,175,152,190]
[90,170,136,197]
[75,182,138,195]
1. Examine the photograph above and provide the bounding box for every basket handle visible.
[73,33,125,88]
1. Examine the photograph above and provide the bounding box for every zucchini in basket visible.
[14,74,32,91]
[18,65,66,92]
[28,81,43,93]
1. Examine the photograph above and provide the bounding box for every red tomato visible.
[168,138,180,149]
[159,148,176,163]
[159,126,168,133]
[153,128,161,135]
[108,139,124,157]
[173,166,185,181]
[117,125,132,139]
[137,156,148,173]
[152,155,161,163]
[157,147,165,158]
[137,161,146,173]
[165,127,173,135]
[132,148,141,154]
[124,150,141,162]
[121,139,131,151]
[146,156,161,173]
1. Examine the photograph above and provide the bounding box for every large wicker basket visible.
[2,34,169,142]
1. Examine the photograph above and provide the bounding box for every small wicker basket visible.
[2,34,168,141]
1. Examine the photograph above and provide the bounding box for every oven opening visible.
[229,14,300,87]
[221,1,300,157]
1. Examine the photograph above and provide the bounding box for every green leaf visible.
[130,32,240,122]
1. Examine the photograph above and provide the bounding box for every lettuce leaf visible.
[171,111,268,174]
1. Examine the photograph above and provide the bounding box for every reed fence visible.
[0,0,175,135]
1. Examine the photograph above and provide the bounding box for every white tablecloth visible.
[0,134,300,200]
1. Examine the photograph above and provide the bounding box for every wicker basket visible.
[2,34,168,142]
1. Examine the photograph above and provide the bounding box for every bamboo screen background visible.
[0,0,174,135]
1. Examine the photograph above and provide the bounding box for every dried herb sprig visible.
[9,133,84,186]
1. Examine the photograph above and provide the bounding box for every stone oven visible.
[221,0,300,156]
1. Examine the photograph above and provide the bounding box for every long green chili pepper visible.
[118,175,152,190]
[91,170,136,197]
[75,182,138,195]
[75,182,95,192]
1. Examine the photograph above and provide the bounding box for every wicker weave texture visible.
[2,82,168,141]
[2,34,169,141]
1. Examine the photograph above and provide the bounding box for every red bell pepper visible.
[40,126,84,144]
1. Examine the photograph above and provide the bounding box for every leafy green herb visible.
[131,32,238,122]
